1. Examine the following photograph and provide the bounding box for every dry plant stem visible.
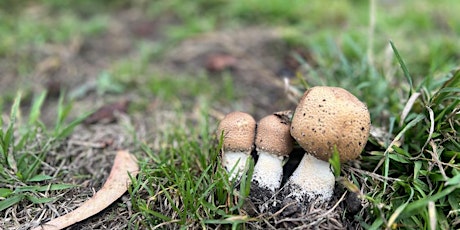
[32,150,139,230]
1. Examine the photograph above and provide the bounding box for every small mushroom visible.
[217,111,256,180]
[286,86,371,202]
[252,111,294,192]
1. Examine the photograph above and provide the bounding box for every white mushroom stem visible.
[222,151,250,180]
[252,151,284,192]
[286,154,335,202]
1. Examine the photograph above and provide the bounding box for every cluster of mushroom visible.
[217,86,371,204]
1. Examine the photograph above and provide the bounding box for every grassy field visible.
[1,0,459,229]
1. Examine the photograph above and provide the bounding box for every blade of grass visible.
[401,183,460,218]
[14,183,75,193]
[27,174,54,182]
[2,93,22,170]
[387,186,414,228]
[19,150,46,181]
[0,194,24,212]
[390,41,414,95]
[382,114,425,191]
[431,69,460,105]
[26,195,56,204]
[55,110,92,139]
[28,91,47,126]
[0,188,12,197]
[329,145,341,178]
[54,92,72,136]
[141,207,172,222]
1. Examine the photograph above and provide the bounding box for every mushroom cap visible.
[290,86,371,162]
[255,112,294,157]
[217,111,256,153]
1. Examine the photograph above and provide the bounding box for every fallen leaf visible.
[130,20,158,38]
[32,150,139,230]
[84,100,130,125]
[205,54,237,72]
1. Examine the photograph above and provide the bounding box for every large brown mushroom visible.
[252,111,294,192]
[286,86,371,202]
[217,111,256,180]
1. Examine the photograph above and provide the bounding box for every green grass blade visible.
[401,183,460,218]
[54,92,73,135]
[26,195,56,204]
[431,70,460,105]
[55,111,92,139]
[2,93,22,169]
[383,114,425,191]
[143,208,172,222]
[445,174,460,186]
[158,183,181,215]
[0,188,13,198]
[27,174,54,182]
[387,202,408,228]
[17,148,48,182]
[14,183,75,193]
[390,41,414,95]
[387,185,414,227]
[0,194,24,212]
[28,91,47,126]
[329,146,341,178]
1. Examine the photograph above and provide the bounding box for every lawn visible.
[1,0,459,229]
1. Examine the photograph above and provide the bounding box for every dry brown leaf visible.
[205,54,237,72]
[32,150,139,230]
[84,100,130,125]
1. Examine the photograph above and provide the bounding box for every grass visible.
[0,6,108,57]
[0,0,459,229]
[0,92,90,212]
[356,52,460,229]
[130,107,255,229]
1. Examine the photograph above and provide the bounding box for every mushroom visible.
[217,111,256,180]
[252,111,294,192]
[286,86,371,202]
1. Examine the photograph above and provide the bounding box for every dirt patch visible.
[163,27,298,119]
[243,150,366,229]
[242,188,360,230]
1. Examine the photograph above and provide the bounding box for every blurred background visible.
[1,0,459,125]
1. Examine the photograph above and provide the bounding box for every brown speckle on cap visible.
[290,86,371,162]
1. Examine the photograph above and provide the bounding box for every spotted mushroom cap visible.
[255,111,294,157]
[290,86,371,162]
[217,111,256,153]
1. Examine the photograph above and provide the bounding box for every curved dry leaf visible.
[33,150,139,230]
[84,100,130,125]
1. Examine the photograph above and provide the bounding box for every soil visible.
[246,151,366,229]
[1,6,364,230]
